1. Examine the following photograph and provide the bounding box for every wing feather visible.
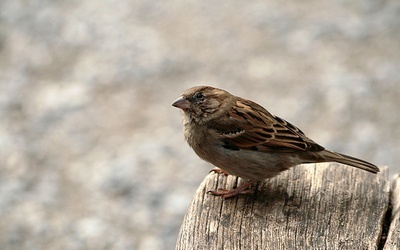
[210,98,324,152]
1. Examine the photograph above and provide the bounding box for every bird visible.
[172,86,379,199]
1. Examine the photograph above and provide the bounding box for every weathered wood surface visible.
[176,163,389,250]
[384,173,400,250]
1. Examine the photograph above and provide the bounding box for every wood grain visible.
[176,163,389,250]
[384,173,400,250]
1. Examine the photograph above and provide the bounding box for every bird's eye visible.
[194,92,204,99]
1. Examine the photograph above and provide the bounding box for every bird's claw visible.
[207,180,256,199]
[209,168,229,175]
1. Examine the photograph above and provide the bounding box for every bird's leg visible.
[209,167,229,175]
[208,180,256,199]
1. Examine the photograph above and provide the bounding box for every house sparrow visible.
[172,86,379,198]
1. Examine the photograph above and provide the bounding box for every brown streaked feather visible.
[211,98,325,153]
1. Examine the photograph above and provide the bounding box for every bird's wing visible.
[211,98,324,152]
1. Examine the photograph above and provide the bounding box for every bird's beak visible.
[172,96,191,110]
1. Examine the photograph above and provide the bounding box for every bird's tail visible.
[318,150,379,173]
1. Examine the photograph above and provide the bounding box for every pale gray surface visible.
[0,1,399,249]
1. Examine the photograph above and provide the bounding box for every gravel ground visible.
[1,1,399,249]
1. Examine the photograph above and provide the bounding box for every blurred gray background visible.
[1,1,399,249]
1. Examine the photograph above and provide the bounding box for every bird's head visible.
[172,86,234,124]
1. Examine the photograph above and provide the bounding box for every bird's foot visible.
[208,180,256,199]
[209,167,229,176]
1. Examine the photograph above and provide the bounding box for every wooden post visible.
[176,163,390,250]
[384,173,400,249]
